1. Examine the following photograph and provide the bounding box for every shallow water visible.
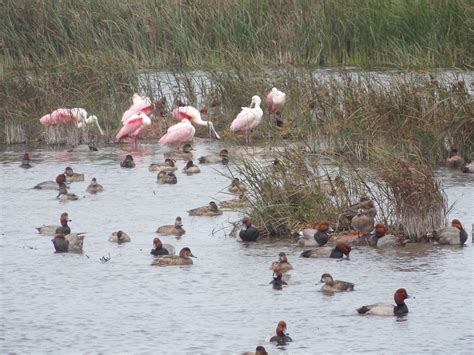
[1,143,473,354]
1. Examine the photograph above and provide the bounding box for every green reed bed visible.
[2,0,472,70]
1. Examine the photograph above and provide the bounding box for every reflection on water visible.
[1,143,473,354]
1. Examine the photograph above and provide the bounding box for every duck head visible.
[60,212,71,226]
[374,223,387,238]
[56,174,67,186]
[185,160,195,169]
[278,252,288,263]
[64,167,74,176]
[255,346,268,355]
[317,221,330,233]
[153,237,162,248]
[275,321,288,337]
[219,149,229,157]
[22,153,30,161]
[91,177,98,185]
[116,230,124,241]
[336,242,351,258]
[54,227,66,238]
[242,216,251,228]
[182,143,193,153]
[320,273,334,285]
[175,216,183,228]
[394,288,410,305]
[179,247,195,259]
[165,158,175,167]
[451,219,464,230]
[125,155,134,162]
[207,201,218,212]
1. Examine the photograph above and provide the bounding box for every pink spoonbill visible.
[122,93,154,123]
[40,108,104,135]
[230,95,263,144]
[266,87,286,127]
[116,111,152,145]
[171,105,220,139]
[159,118,195,147]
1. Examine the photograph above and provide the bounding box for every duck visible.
[351,209,374,236]
[320,273,354,293]
[34,173,67,190]
[52,228,69,253]
[20,153,31,168]
[150,237,175,256]
[368,224,403,248]
[269,321,293,344]
[198,149,229,164]
[182,160,200,174]
[242,346,268,355]
[228,178,246,194]
[120,154,135,168]
[239,216,259,241]
[156,216,185,236]
[446,148,464,168]
[432,219,468,245]
[299,221,332,256]
[57,187,79,201]
[86,177,103,194]
[164,143,194,161]
[148,158,177,172]
[339,197,376,229]
[188,201,223,217]
[52,228,85,253]
[330,242,352,259]
[357,288,411,316]
[66,144,98,152]
[151,247,195,266]
[65,233,85,253]
[269,269,288,290]
[313,221,331,246]
[271,252,293,272]
[108,230,131,243]
[36,212,71,235]
[157,171,178,184]
[64,166,85,182]
[219,193,251,209]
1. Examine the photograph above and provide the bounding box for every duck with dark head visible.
[120,155,135,168]
[239,217,259,242]
[157,171,178,184]
[330,242,351,259]
[319,273,354,293]
[432,219,468,245]
[86,177,104,194]
[156,217,185,237]
[269,268,288,290]
[52,227,69,253]
[57,186,79,201]
[108,230,131,243]
[357,288,411,316]
[20,153,31,168]
[36,212,71,235]
[64,166,84,182]
[150,237,170,256]
[183,160,200,174]
[269,321,293,344]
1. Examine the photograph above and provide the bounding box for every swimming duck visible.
[34,173,66,190]
[299,221,332,256]
[330,242,351,259]
[149,158,177,172]
[239,217,259,241]
[269,269,288,290]
[357,288,411,316]
[86,177,104,194]
[314,221,331,246]
[182,160,200,174]
[368,224,403,248]
[351,209,374,236]
[269,321,293,344]
[66,144,98,152]
[150,237,175,256]
[20,153,31,168]
[242,346,268,355]
[271,252,293,272]
[108,230,131,243]
[432,219,468,245]
[219,193,251,209]
[228,178,246,194]
[320,273,354,293]
[57,187,79,201]
[65,233,85,253]
[164,143,194,161]
[36,212,71,235]
[188,201,223,217]
[156,216,185,236]
[64,166,85,182]
[52,228,85,253]
[198,149,229,164]
[151,247,195,266]
[446,148,464,168]
[157,171,178,184]
[120,154,135,168]
[52,228,69,253]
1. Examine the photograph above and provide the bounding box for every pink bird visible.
[171,106,220,139]
[159,118,195,146]
[116,112,152,144]
[122,93,154,123]
[40,108,104,134]
[266,87,287,114]
[230,96,263,144]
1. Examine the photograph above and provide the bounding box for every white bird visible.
[230,95,263,144]
[171,105,220,139]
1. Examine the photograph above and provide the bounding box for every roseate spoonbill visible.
[171,105,220,139]
[116,112,152,145]
[230,95,263,144]
[159,118,195,146]
[40,108,104,135]
[266,87,286,114]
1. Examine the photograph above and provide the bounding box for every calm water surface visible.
[1,142,473,354]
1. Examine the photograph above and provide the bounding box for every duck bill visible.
[189,253,197,258]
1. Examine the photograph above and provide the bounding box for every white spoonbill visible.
[230,95,263,144]
[171,105,220,139]
[266,87,286,114]
[116,112,152,144]
[159,118,195,146]
[40,108,104,135]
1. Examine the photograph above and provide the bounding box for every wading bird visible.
[40,108,104,135]
[230,95,263,144]
[171,105,220,139]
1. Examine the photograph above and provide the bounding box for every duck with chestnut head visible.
[150,237,175,256]
[188,201,222,217]
[242,346,268,355]
[149,158,177,172]
[432,219,468,245]
[182,160,200,174]
[36,212,71,235]
[269,321,293,344]
[269,269,288,290]
[34,173,67,190]
[120,155,135,168]
[156,216,185,237]
[64,166,84,182]
[239,217,259,242]
[368,224,402,248]
[157,171,178,184]
[86,177,104,194]
[357,288,411,316]
[320,273,354,293]
[330,242,352,259]
[151,247,195,266]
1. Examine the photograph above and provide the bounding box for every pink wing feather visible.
[230,108,257,132]
[116,116,144,140]
[40,108,75,126]
[159,121,195,146]
[122,102,153,123]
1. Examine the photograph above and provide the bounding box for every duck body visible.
[433,226,468,245]
[219,195,251,209]
[188,202,222,217]
[164,151,193,161]
[239,225,259,241]
[269,275,288,290]
[272,261,293,273]
[57,190,79,201]
[320,273,354,292]
[120,155,135,168]
[228,178,246,195]
[156,217,185,236]
[149,159,177,172]
[53,234,84,253]
[462,161,473,173]
[357,288,410,316]
[108,231,131,243]
[86,179,103,194]
[151,247,194,266]
[351,210,374,235]
[20,160,31,168]
[37,224,71,236]
[157,171,178,184]
[65,173,84,183]
[34,181,59,190]
[182,161,200,174]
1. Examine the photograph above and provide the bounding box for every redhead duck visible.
[219,193,251,209]
[156,216,185,236]
[157,171,177,184]
[242,346,268,355]
[239,217,259,241]
[228,178,246,194]
[357,288,411,316]
[271,252,293,272]
[299,221,332,256]
[34,173,66,190]
[320,273,354,293]
[269,269,288,290]
[20,153,31,168]
[52,228,85,253]
[164,143,194,161]
[188,201,222,217]
[149,158,177,172]
[108,230,131,243]
[64,167,84,182]
[150,237,175,256]
[151,247,195,266]
[52,228,69,253]
[446,148,464,168]
[269,321,293,344]
[314,221,331,246]
[86,177,103,194]
[330,242,351,259]
[368,224,403,248]
[351,209,374,236]
[198,149,229,164]
[36,212,71,235]
[120,155,135,168]
[433,219,468,245]
[57,187,79,201]
[182,160,200,174]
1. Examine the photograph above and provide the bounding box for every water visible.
[1,143,473,354]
